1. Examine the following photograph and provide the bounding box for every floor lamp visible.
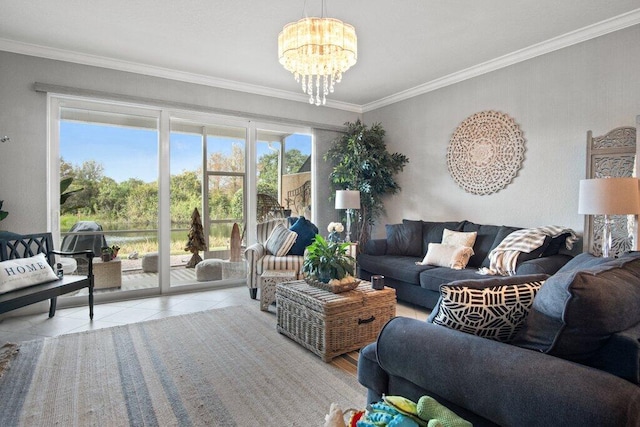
[335,190,360,242]
[578,177,640,257]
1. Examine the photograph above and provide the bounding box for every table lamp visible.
[578,177,640,257]
[335,190,360,242]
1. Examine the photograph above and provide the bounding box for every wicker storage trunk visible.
[276,280,396,362]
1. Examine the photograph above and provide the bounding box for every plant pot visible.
[101,254,112,262]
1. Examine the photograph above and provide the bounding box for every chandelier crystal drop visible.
[278,16,357,106]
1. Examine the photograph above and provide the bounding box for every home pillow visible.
[513,253,640,360]
[0,253,59,294]
[265,224,298,257]
[419,243,474,270]
[386,221,422,256]
[442,229,477,248]
[287,216,318,256]
[431,280,545,342]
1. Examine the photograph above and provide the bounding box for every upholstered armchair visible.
[244,217,317,298]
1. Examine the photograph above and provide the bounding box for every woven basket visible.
[276,280,397,362]
[304,276,360,293]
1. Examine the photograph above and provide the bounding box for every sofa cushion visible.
[554,251,612,274]
[419,267,488,292]
[542,232,571,256]
[358,254,431,284]
[265,224,297,256]
[386,220,422,256]
[460,222,505,268]
[0,253,59,293]
[420,243,474,270]
[480,225,520,268]
[430,279,545,342]
[287,216,318,256]
[513,253,640,361]
[421,221,464,254]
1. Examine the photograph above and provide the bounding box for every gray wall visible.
[363,25,640,240]
[0,51,359,234]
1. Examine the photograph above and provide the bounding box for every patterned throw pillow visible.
[265,224,298,257]
[431,280,545,342]
[442,229,477,248]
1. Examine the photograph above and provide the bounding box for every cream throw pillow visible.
[0,253,59,294]
[442,229,477,248]
[419,243,475,270]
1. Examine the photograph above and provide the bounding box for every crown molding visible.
[1,8,638,115]
[362,8,640,112]
[0,38,363,114]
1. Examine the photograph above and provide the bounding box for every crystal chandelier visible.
[278,3,357,106]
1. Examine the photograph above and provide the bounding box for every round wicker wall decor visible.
[446,111,525,195]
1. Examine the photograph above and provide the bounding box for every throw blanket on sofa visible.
[483,226,578,276]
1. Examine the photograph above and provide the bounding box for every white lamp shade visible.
[578,177,640,215]
[335,190,360,210]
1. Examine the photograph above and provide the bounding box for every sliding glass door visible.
[50,97,314,303]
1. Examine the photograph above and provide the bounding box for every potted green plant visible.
[101,247,113,262]
[302,235,355,285]
[325,120,409,248]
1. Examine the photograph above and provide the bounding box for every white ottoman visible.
[196,259,223,281]
[222,260,246,280]
[141,252,159,273]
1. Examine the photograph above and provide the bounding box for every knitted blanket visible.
[484,226,578,276]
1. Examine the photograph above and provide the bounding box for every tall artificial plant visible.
[325,120,409,247]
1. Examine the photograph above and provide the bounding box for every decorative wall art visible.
[584,126,636,257]
[446,111,526,195]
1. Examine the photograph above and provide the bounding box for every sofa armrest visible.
[362,238,387,256]
[375,317,640,427]
[516,254,572,275]
[243,243,266,290]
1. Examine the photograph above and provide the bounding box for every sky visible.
[60,121,311,183]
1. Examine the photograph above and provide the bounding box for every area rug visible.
[0,306,366,426]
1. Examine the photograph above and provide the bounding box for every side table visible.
[259,270,297,311]
[93,258,122,289]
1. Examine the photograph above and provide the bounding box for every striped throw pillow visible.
[265,224,298,257]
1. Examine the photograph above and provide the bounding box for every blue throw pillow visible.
[287,216,318,256]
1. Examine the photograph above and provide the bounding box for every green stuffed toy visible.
[354,395,472,427]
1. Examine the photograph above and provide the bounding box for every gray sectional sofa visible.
[358,219,575,309]
[357,252,640,426]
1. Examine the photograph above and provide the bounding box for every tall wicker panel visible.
[276,280,396,362]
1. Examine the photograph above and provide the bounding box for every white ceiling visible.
[1,1,639,111]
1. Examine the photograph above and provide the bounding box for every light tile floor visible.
[0,285,430,344]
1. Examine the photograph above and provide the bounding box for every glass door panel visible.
[169,119,247,287]
[58,106,160,295]
[168,127,203,287]
[205,129,246,282]
[256,129,312,221]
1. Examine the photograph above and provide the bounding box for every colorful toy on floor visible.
[324,395,471,427]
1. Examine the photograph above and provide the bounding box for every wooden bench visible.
[0,233,94,319]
